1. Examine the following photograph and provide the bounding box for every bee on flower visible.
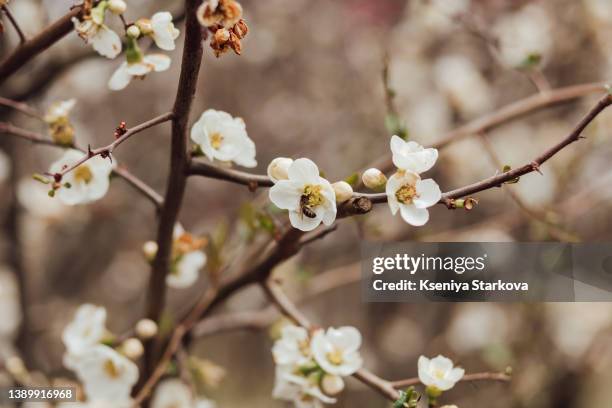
[268,158,337,232]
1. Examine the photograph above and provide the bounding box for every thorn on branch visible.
[248,180,258,192]
[530,161,543,175]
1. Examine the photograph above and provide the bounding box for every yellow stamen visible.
[210,132,224,149]
[327,349,344,365]
[103,359,120,378]
[303,184,324,207]
[395,183,418,204]
[74,165,93,184]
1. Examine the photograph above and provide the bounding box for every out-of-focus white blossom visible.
[493,4,553,68]
[150,12,180,51]
[72,2,122,59]
[446,304,510,353]
[320,374,344,396]
[267,157,293,182]
[434,55,492,117]
[331,181,353,203]
[386,171,441,227]
[191,109,257,168]
[108,53,171,91]
[418,355,464,392]
[0,149,10,184]
[272,325,311,367]
[410,0,471,33]
[269,158,336,232]
[62,304,107,355]
[17,178,67,219]
[66,344,138,401]
[49,150,114,205]
[273,365,337,408]
[311,327,363,377]
[44,99,77,145]
[166,224,207,289]
[0,268,21,339]
[390,136,438,174]
[362,168,387,190]
[584,0,612,22]
[151,378,193,408]
[135,318,158,339]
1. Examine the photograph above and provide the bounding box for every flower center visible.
[74,165,93,184]
[395,183,418,204]
[433,369,446,380]
[103,359,120,379]
[298,340,310,357]
[326,349,344,366]
[210,132,224,149]
[302,185,324,207]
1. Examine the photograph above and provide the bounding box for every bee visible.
[299,194,317,219]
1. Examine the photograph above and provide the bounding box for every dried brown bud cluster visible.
[196,0,249,57]
[114,121,127,139]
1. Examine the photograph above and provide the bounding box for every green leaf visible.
[344,172,360,188]
[520,52,542,69]
[385,114,409,140]
[393,390,408,408]
[502,165,520,184]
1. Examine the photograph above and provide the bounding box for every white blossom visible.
[196,398,217,408]
[418,355,464,392]
[311,326,363,377]
[493,4,553,68]
[62,304,107,355]
[166,224,207,289]
[151,378,194,408]
[191,109,257,167]
[121,338,144,360]
[107,0,127,15]
[135,318,158,339]
[269,158,336,232]
[331,181,353,203]
[272,325,311,367]
[320,374,344,396]
[386,170,441,227]
[17,178,68,219]
[72,3,122,59]
[273,366,336,408]
[49,150,114,205]
[108,54,172,91]
[150,12,180,51]
[44,99,76,124]
[267,157,293,182]
[390,136,438,174]
[66,344,138,401]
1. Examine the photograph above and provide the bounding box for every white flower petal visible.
[269,180,301,210]
[92,26,122,59]
[287,158,320,184]
[399,204,429,226]
[288,210,323,232]
[144,54,171,72]
[108,63,132,90]
[414,179,442,208]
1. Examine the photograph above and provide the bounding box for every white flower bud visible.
[127,25,141,39]
[321,374,344,396]
[362,168,387,190]
[108,0,127,14]
[135,318,158,339]
[136,18,153,35]
[332,181,353,202]
[142,241,158,261]
[267,157,293,183]
[121,338,144,360]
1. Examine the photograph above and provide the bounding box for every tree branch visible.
[0,6,84,84]
[189,159,273,188]
[0,96,43,119]
[0,122,164,208]
[390,371,511,388]
[1,5,26,44]
[143,0,203,383]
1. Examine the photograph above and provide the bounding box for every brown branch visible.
[262,280,401,402]
[361,82,609,179]
[0,96,43,119]
[189,159,273,188]
[1,5,26,44]
[48,112,174,181]
[143,0,204,386]
[0,122,164,208]
[390,371,511,389]
[0,6,84,85]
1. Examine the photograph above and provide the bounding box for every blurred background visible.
[1,0,612,406]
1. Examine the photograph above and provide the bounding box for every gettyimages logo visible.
[372,253,488,275]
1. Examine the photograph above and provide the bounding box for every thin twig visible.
[0,122,164,208]
[189,159,273,188]
[390,371,511,388]
[0,96,42,119]
[0,5,84,84]
[47,112,174,182]
[1,5,26,44]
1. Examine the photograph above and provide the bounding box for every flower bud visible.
[214,28,231,43]
[121,338,144,360]
[135,318,158,339]
[362,168,387,190]
[332,181,353,202]
[142,241,158,261]
[233,19,248,39]
[108,0,127,14]
[126,25,141,39]
[321,374,344,396]
[135,18,153,35]
[267,157,293,183]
